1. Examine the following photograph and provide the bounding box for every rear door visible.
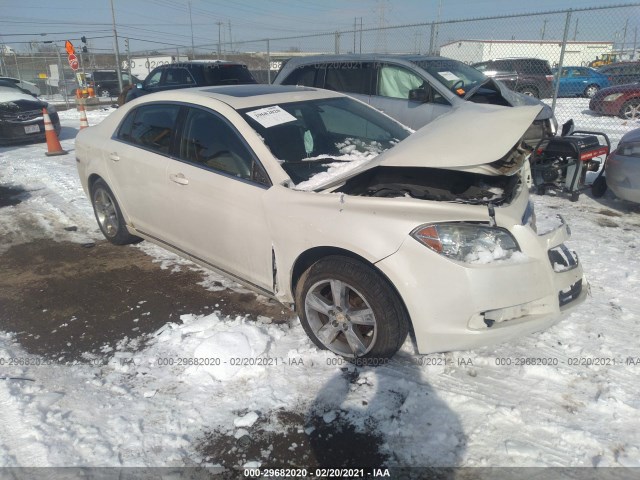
[319,61,375,105]
[105,102,181,239]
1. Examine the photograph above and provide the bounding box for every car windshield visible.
[239,96,410,187]
[412,59,487,96]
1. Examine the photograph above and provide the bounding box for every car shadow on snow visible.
[0,184,30,207]
[199,356,465,474]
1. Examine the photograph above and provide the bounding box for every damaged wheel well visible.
[290,247,415,341]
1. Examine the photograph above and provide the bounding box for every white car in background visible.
[75,85,586,359]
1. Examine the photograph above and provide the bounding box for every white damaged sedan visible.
[75,85,586,359]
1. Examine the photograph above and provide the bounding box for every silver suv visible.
[273,54,557,145]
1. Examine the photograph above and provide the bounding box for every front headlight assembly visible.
[411,223,521,264]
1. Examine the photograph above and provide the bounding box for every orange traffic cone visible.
[79,103,89,130]
[43,108,67,156]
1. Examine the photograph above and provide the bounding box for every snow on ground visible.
[1,102,640,469]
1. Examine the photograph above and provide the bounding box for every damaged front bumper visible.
[376,214,587,354]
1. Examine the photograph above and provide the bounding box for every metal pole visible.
[189,1,195,59]
[429,23,435,55]
[14,53,21,80]
[110,0,124,93]
[266,39,270,84]
[359,17,363,54]
[354,17,357,53]
[551,10,572,114]
[54,43,70,109]
[0,46,5,76]
[621,18,629,58]
[125,38,132,84]
[217,22,223,58]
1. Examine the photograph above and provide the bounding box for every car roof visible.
[131,84,344,110]
[282,54,452,65]
[155,60,247,68]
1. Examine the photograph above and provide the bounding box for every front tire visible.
[620,99,640,120]
[518,86,539,98]
[295,256,409,359]
[91,179,141,245]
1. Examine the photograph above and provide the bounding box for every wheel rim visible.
[93,188,119,237]
[585,86,598,98]
[304,279,377,357]
[623,102,640,119]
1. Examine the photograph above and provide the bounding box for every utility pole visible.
[354,17,357,53]
[621,18,629,58]
[216,21,223,59]
[228,20,232,54]
[188,1,195,59]
[125,38,132,85]
[110,0,123,93]
[573,18,579,41]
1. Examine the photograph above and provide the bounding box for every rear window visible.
[202,64,256,86]
[117,103,180,155]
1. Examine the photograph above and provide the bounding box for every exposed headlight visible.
[617,141,640,158]
[603,93,624,102]
[411,223,521,263]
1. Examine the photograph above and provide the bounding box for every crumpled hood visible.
[486,78,553,121]
[314,102,542,191]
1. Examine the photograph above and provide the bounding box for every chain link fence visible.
[1,4,638,143]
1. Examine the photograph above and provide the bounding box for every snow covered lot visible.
[1,102,639,472]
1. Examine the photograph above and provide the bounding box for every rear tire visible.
[584,84,599,98]
[295,256,409,359]
[90,179,141,245]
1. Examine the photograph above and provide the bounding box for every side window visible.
[280,65,319,87]
[117,103,180,155]
[178,108,267,184]
[164,67,194,86]
[378,64,425,99]
[145,70,163,88]
[494,61,516,74]
[324,62,374,94]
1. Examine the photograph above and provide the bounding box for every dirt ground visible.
[0,239,291,362]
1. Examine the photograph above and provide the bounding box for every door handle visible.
[109,152,120,162]
[169,173,189,185]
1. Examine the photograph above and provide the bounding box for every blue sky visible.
[1,0,638,54]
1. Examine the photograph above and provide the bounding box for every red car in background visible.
[589,82,640,120]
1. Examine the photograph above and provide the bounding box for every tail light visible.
[546,75,554,82]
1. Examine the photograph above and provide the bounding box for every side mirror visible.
[409,87,428,103]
